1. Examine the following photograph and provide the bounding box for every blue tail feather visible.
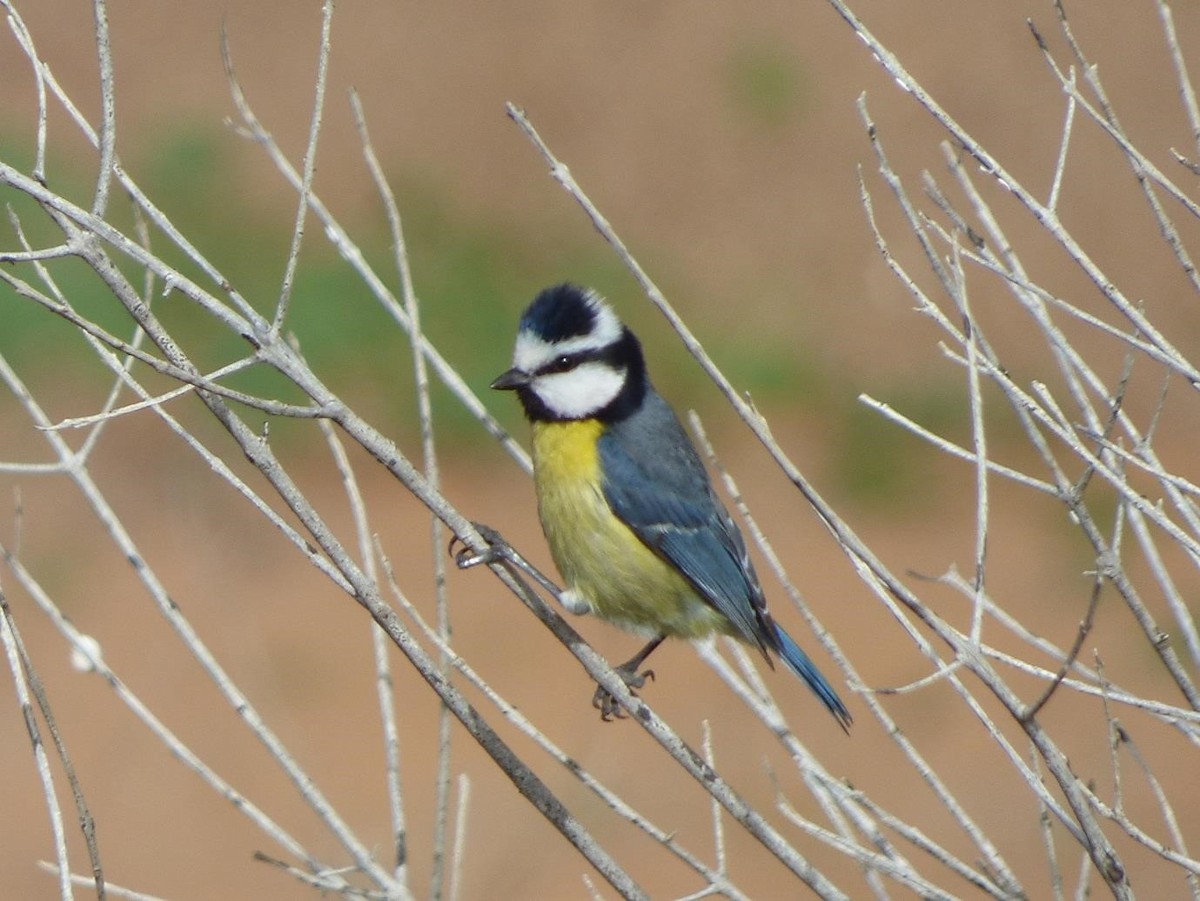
[774,624,852,731]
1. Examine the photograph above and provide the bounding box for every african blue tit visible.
[492,284,850,727]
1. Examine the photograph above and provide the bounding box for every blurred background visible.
[1,1,1197,897]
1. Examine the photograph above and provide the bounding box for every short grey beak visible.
[490,368,531,391]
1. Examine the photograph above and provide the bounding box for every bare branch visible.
[269,0,332,336]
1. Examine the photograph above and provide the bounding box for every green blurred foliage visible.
[723,37,810,131]
[831,380,968,510]
[1,123,842,461]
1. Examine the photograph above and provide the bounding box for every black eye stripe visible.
[534,344,617,376]
[538,354,578,376]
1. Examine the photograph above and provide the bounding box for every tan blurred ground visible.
[1,2,1198,899]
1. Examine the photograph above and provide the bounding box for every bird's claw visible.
[592,665,655,721]
[450,522,508,569]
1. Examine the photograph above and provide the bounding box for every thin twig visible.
[1047,66,1077,211]
[701,721,727,881]
[347,88,450,896]
[318,418,412,899]
[448,775,471,901]
[0,594,105,897]
[1032,748,1065,901]
[0,590,72,901]
[1157,0,1200,159]
[35,864,163,901]
[2,2,49,182]
[269,0,332,336]
[89,0,116,217]
[1021,575,1102,722]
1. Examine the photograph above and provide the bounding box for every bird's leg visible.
[593,635,666,721]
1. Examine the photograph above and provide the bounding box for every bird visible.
[491,283,850,728]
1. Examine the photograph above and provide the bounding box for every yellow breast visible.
[531,419,727,638]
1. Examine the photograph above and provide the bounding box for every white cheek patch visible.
[532,361,625,418]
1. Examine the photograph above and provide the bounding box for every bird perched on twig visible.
[491,283,850,728]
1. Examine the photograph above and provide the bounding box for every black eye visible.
[544,354,576,374]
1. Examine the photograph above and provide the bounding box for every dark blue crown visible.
[519,283,598,342]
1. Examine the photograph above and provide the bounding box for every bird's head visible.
[492,284,646,422]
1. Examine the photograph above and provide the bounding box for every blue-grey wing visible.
[597,393,770,652]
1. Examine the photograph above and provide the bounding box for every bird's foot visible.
[592,663,655,721]
[450,523,509,569]
[451,524,565,599]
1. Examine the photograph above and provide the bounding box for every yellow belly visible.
[531,419,727,638]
